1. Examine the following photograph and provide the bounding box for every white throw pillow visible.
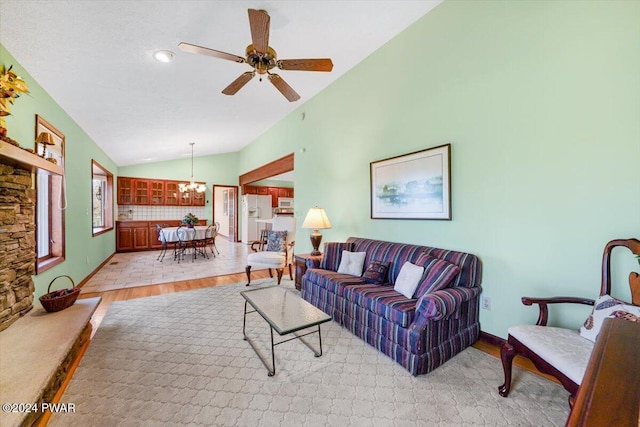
[337,251,366,276]
[393,262,425,299]
[579,294,640,342]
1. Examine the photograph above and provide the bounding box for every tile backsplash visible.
[117,205,206,221]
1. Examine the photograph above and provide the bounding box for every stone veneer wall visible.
[0,162,35,332]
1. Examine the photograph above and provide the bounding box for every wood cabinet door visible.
[179,189,192,205]
[243,185,257,195]
[133,180,150,205]
[150,181,164,205]
[116,227,133,251]
[193,189,206,206]
[165,182,179,205]
[268,187,279,207]
[117,177,133,205]
[132,226,149,249]
[278,187,294,198]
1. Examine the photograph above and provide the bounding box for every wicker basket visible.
[39,275,80,313]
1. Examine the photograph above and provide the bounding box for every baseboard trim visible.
[78,253,115,288]
[479,331,506,347]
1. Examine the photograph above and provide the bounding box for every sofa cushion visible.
[394,262,424,298]
[337,251,367,276]
[320,242,354,271]
[509,325,593,385]
[304,269,367,297]
[362,260,391,285]
[344,284,417,327]
[413,253,461,298]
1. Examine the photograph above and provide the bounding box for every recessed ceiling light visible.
[153,50,175,63]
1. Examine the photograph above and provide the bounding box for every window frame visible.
[35,115,66,274]
[91,159,113,236]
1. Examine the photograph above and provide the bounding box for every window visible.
[92,160,113,236]
[35,115,65,273]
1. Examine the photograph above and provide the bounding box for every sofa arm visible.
[412,286,482,329]
[306,257,321,269]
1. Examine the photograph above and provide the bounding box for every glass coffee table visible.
[240,286,331,376]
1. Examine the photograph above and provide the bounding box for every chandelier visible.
[179,143,207,193]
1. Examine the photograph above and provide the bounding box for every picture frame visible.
[370,144,451,220]
[35,115,65,169]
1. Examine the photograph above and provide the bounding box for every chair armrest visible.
[249,240,262,252]
[412,286,482,329]
[522,296,595,326]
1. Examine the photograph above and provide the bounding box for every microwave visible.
[278,197,294,208]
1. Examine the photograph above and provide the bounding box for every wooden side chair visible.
[498,238,640,405]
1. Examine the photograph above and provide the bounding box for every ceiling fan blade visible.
[178,42,245,63]
[278,58,334,72]
[268,74,300,102]
[222,72,255,95]
[248,9,270,53]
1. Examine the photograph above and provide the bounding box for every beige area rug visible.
[51,278,569,426]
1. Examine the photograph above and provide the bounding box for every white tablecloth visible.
[159,226,207,243]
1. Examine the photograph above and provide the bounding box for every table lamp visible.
[36,132,55,159]
[302,207,332,256]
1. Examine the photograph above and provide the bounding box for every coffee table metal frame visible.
[241,286,331,376]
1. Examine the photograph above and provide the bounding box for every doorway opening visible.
[212,185,238,242]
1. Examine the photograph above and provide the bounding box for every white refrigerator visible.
[241,195,273,243]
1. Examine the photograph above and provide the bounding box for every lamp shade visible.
[302,207,332,230]
[36,132,55,145]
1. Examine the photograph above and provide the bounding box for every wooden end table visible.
[294,253,322,291]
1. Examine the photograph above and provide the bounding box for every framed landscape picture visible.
[370,144,451,220]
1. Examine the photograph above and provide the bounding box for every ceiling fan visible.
[179,8,333,102]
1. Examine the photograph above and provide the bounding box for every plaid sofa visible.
[301,237,482,375]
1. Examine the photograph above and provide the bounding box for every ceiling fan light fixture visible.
[153,50,175,63]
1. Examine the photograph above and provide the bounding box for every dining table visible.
[158,225,210,262]
[159,225,208,243]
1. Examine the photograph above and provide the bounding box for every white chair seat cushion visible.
[509,325,594,385]
[247,251,286,268]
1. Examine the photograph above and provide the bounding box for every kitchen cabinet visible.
[116,221,149,251]
[117,177,206,206]
[193,190,206,206]
[165,182,179,205]
[117,220,206,252]
[133,180,150,205]
[117,177,134,205]
[243,185,294,207]
[150,181,164,205]
[268,187,280,207]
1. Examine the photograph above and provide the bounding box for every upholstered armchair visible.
[498,238,640,405]
[245,216,296,286]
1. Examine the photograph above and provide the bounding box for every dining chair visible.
[156,224,168,262]
[200,224,217,257]
[212,222,221,255]
[174,225,194,263]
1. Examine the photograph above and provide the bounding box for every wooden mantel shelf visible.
[0,140,63,175]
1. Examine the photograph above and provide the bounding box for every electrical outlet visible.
[481,295,492,311]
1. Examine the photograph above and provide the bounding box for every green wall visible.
[238,1,640,337]
[1,44,118,300]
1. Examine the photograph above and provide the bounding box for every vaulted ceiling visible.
[0,1,441,166]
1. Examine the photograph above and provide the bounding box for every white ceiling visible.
[0,1,440,166]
